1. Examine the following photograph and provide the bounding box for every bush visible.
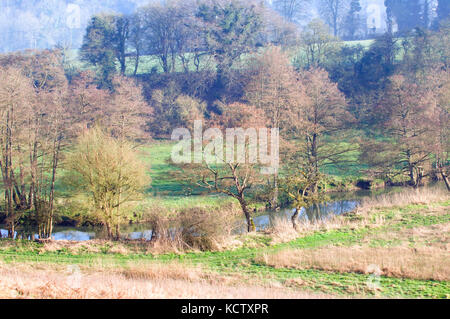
[145,207,234,252]
[144,212,172,242]
[176,208,230,251]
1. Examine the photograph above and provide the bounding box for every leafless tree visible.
[273,0,312,24]
[317,0,350,37]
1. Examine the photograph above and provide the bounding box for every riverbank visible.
[0,187,448,298]
[2,184,417,241]
[0,139,411,232]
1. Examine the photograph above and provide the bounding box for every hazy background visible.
[0,0,414,52]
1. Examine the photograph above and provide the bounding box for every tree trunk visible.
[414,167,423,188]
[45,138,61,239]
[106,222,113,240]
[291,207,300,230]
[115,224,121,241]
[8,221,14,239]
[119,42,127,75]
[239,199,255,232]
[120,59,126,76]
[272,174,279,209]
[6,188,14,239]
[133,50,140,76]
[440,167,450,191]
[408,164,416,187]
[269,174,279,209]
[162,55,169,73]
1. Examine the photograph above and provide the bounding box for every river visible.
[0,186,422,241]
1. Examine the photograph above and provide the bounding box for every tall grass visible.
[256,245,450,281]
[0,261,331,299]
[359,186,449,211]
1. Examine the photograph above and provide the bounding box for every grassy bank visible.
[0,187,448,298]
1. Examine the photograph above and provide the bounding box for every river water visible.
[0,186,411,241]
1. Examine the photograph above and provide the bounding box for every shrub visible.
[176,208,230,251]
[145,207,234,252]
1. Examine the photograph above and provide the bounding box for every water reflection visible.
[250,198,359,232]
[52,230,96,241]
[127,230,153,241]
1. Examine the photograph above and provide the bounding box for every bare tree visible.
[69,72,151,141]
[66,127,149,240]
[259,9,301,47]
[272,0,312,24]
[363,74,438,187]
[141,1,195,73]
[0,67,33,238]
[426,69,450,190]
[197,161,258,232]
[245,46,301,207]
[176,102,268,232]
[290,67,354,193]
[317,0,349,37]
[0,51,70,238]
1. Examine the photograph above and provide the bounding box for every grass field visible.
[67,38,377,77]
[0,187,448,298]
[141,138,366,194]
[123,40,377,76]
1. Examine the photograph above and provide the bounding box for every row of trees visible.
[77,1,450,116]
[78,0,450,93]
[178,42,449,231]
[79,0,299,87]
[274,0,450,39]
[0,51,151,239]
[292,0,450,38]
[146,14,449,230]
[307,19,450,191]
[0,52,68,238]
[76,2,450,233]
[385,0,450,32]
[80,0,376,85]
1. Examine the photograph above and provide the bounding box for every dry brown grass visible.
[256,245,450,281]
[256,187,450,282]
[0,261,333,299]
[117,261,205,282]
[359,187,449,212]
